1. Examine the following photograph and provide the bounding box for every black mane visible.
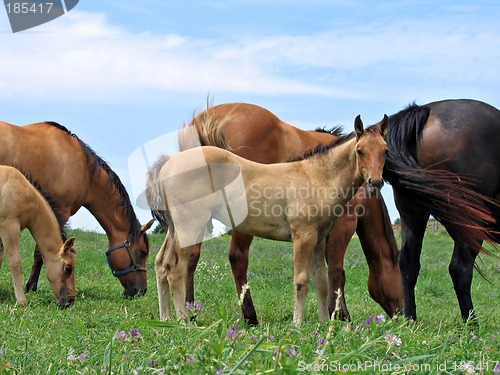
[290,124,382,162]
[314,125,344,137]
[44,121,143,239]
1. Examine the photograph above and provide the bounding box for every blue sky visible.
[1,1,499,230]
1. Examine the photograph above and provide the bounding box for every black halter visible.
[105,240,147,277]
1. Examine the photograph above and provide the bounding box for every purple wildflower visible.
[226,329,238,339]
[67,354,77,361]
[272,348,278,355]
[384,332,402,347]
[148,360,158,366]
[187,356,195,362]
[115,331,127,340]
[250,334,258,340]
[129,328,139,338]
[216,369,224,375]
[311,331,318,337]
[493,362,500,375]
[269,334,275,339]
[0,349,3,355]
[288,348,297,356]
[157,370,165,375]
[375,314,386,323]
[471,334,477,340]
[78,353,89,360]
[364,316,374,326]
[186,301,195,310]
[317,338,326,345]
[196,303,203,311]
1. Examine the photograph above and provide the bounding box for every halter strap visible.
[105,240,147,277]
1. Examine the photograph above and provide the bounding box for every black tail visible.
[384,103,498,257]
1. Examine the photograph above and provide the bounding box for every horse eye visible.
[65,265,73,275]
[357,149,364,156]
[140,249,149,258]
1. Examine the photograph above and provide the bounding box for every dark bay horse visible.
[384,99,500,322]
[0,121,154,297]
[149,116,389,324]
[179,103,403,325]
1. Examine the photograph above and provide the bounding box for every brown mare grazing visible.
[180,103,403,325]
[0,166,76,307]
[0,121,154,297]
[384,99,500,322]
[148,115,389,324]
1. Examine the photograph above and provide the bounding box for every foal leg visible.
[0,226,28,306]
[291,227,318,325]
[313,238,329,322]
[448,240,479,323]
[228,232,258,325]
[25,246,43,292]
[395,194,429,321]
[155,235,172,321]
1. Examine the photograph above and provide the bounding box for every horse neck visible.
[28,195,63,262]
[84,167,137,245]
[305,137,363,196]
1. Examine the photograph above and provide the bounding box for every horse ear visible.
[379,114,389,136]
[62,237,77,255]
[354,115,364,139]
[141,219,155,233]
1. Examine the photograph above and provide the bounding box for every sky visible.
[1,1,499,231]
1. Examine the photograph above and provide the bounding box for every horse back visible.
[0,121,91,214]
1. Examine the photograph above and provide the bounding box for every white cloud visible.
[1,9,498,104]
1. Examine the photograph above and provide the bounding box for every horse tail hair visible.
[146,154,171,230]
[384,103,498,258]
[178,104,237,152]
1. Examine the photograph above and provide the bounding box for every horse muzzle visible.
[367,178,384,194]
[57,294,75,309]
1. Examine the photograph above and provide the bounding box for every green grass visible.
[0,229,499,374]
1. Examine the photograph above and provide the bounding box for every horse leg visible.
[0,226,28,306]
[291,227,318,325]
[356,191,404,317]
[325,211,357,320]
[228,232,258,325]
[448,240,479,323]
[313,238,329,322]
[395,194,429,321]
[25,246,43,292]
[186,243,201,304]
[155,235,172,321]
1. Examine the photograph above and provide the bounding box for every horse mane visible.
[13,166,68,241]
[179,105,235,152]
[384,103,499,265]
[290,124,381,162]
[314,125,344,137]
[44,121,143,239]
[145,154,171,229]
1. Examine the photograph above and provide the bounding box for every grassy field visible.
[0,228,498,374]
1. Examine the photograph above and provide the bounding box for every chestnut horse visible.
[180,103,402,325]
[0,121,153,297]
[148,116,389,324]
[0,166,76,307]
[384,99,500,322]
